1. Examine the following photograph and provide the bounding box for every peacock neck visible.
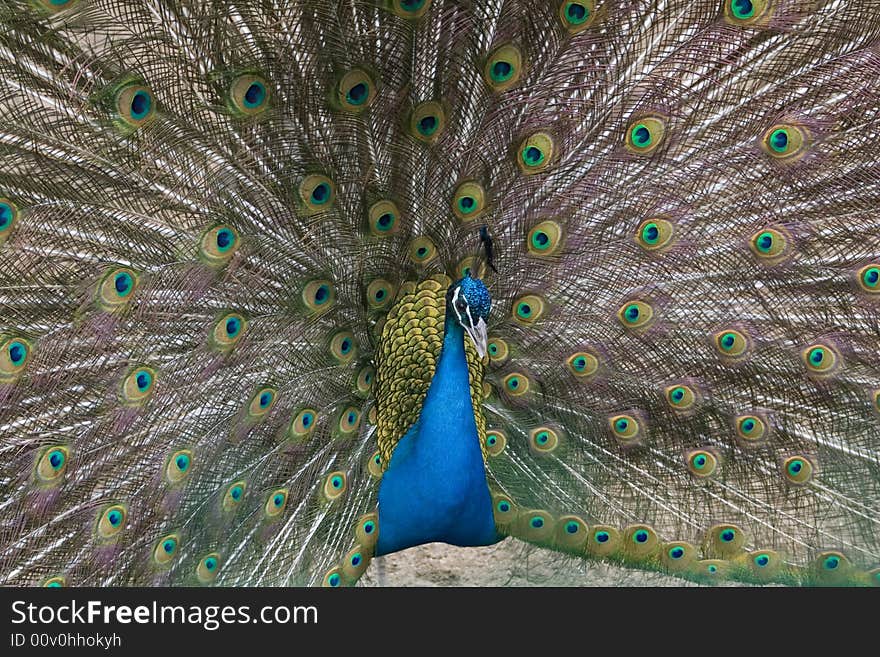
[375,307,497,555]
[415,310,478,456]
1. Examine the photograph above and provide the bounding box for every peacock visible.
[1,0,879,589]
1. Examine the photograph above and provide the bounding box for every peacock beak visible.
[465,317,488,359]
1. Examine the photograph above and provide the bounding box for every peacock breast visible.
[373,273,487,470]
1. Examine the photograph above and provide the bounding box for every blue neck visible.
[375,309,498,555]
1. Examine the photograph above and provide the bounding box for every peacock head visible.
[448,276,491,358]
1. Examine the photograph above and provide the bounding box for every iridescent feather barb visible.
[0,0,879,588]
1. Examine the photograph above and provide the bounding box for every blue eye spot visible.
[633,126,650,146]
[114,272,132,295]
[823,556,839,570]
[634,530,648,543]
[340,338,351,354]
[331,477,342,489]
[567,3,587,22]
[498,501,510,513]
[136,371,150,391]
[259,392,272,408]
[755,554,770,567]
[669,547,685,559]
[625,305,639,322]
[230,486,242,501]
[216,228,233,250]
[314,285,329,304]
[615,419,629,432]
[733,0,754,18]
[175,455,189,472]
[770,129,789,152]
[377,213,393,230]
[418,116,437,135]
[108,511,122,526]
[707,564,718,574]
[347,83,368,105]
[273,493,285,507]
[351,553,362,567]
[595,531,609,544]
[363,521,375,534]
[788,460,803,476]
[302,413,312,428]
[671,388,684,402]
[48,450,65,469]
[565,521,579,534]
[244,82,266,108]
[742,419,755,432]
[492,61,512,80]
[720,529,735,543]
[721,334,735,349]
[130,91,151,119]
[204,557,217,571]
[163,540,176,554]
[311,183,330,205]
[0,203,12,229]
[226,317,240,336]
[530,517,544,529]
[347,412,356,424]
[523,146,543,165]
[8,342,26,366]
[645,225,659,241]
[328,573,341,587]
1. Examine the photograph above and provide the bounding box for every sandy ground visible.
[360,537,703,587]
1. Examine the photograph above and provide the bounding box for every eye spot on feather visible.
[409,236,438,264]
[856,264,880,294]
[336,70,376,112]
[322,471,348,502]
[625,116,666,154]
[529,427,559,454]
[724,0,771,25]
[735,413,768,447]
[153,534,180,567]
[609,413,644,447]
[247,386,277,418]
[229,73,270,115]
[517,132,554,174]
[96,504,127,541]
[337,406,361,437]
[302,280,336,314]
[298,174,336,213]
[0,336,33,383]
[617,300,654,330]
[559,1,596,32]
[567,350,599,378]
[410,101,445,143]
[0,198,19,245]
[265,488,288,518]
[393,0,431,18]
[452,181,486,222]
[636,218,675,251]
[686,449,718,478]
[197,553,221,584]
[35,446,69,484]
[120,366,156,405]
[211,313,247,352]
[165,450,193,486]
[713,328,751,361]
[761,123,808,160]
[114,82,155,128]
[527,220,562,256]
[484,44,523,92]
[222,481,246,511]
[199,224,239,266]
[484,430,507,456]
[512,294,545,324]
[782,455,814,485]
[487,338,509,364]
[802,343,840,377]
[288,408,318,441]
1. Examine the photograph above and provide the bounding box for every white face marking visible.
[452,287,471,327]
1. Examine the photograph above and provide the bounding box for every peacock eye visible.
[456,299,467,312]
